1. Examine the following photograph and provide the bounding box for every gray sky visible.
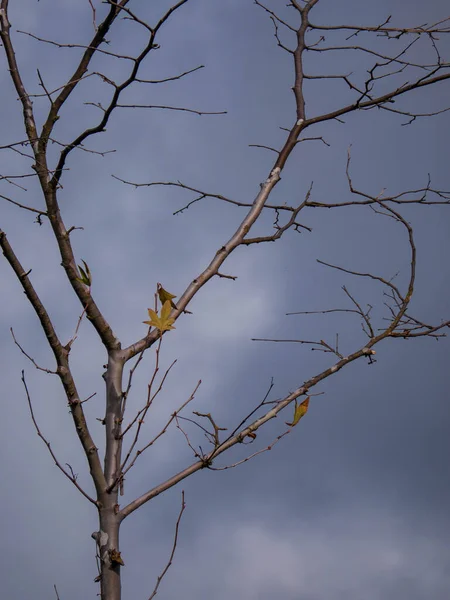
[1,1,449,599]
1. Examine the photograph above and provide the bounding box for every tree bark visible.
[96,352,125,600]
[97,503,122,600]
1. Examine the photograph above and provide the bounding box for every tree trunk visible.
[97,351,124,599]
[97,504,122,600]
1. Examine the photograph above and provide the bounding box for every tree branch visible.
[0,230,107,498]
[21,370,97,505]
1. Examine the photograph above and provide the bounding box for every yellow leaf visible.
[286,396,310,427]
[157,282,178,309]
[143,300,176,332]
[157,282,193,314]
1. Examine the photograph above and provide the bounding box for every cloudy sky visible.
[1,1,449,599]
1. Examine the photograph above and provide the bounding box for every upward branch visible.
[0,1,39,154]
[121,2,319,360]
[121,0,450,360]
[50,0,190,187]
[0,230,107,499]
[40,0,130,164]
[0,0,122,350]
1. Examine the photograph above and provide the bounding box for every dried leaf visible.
[157,282,178,309]
[286,396,310,427]
[143,300,176,332]
[109,548,125,567]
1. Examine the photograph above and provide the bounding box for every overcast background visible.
[1,1,450,599]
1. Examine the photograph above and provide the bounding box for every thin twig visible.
[21,370,97,505]
[11,328,57,374]
[148,491,186,600]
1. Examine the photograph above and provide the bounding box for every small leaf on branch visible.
[143,300,176,332]
[157,282,177,309]
[109,548,125,567]
[286,396,310,427]
[76,259,92,286]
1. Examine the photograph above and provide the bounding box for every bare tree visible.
[1,1,449,599]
